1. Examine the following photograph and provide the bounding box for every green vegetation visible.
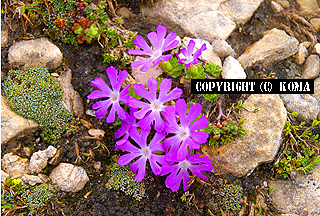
[106,156,146,201]
[208,118,247,148]
[213,179,243,213]
[2,66,78,143]
[1,177,55,215]
[275,112,320,178]
[71,17,99,44]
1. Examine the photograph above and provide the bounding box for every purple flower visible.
[114,107,139,149]
[162,99,209,160]
[128,24,179,72]
[176,40,207,67]
[161,154,213,192]
[117,127,166,182]
[129,78,183,132]
[87,66,130,123]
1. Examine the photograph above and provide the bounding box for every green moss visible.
[2,66,78,143]
[106,156,146,201]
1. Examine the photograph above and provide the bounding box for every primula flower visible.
[114,107,139,148]
[128,24,179,72]
[117,127,166,182]
[176,40,207,67]
[162,99,209,160]
[161,154,213,192]
[129,78,183,132]
[87,66,130,123]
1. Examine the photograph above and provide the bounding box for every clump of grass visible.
[2,66,78,142]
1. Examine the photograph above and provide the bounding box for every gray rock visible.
[1,153,29,178]
[312,77,320,102]
[1,94,39,144]
[49,163,89,192]
[8,38,62,70]
[56,69,84,118]
[295,43,308,65]
[181,37,222,67]
[268,163,320,215]
[131,56,163,87]
[238,28,299,69]
[315,43,320,56]
[296,0,319,13]
[301,55,320,79]
[310,18,320,32]
[29,146,57,174]
[211,39,235,58]
[1,170,9,182]
[221,56,246,79]
[271,1,284,13]
[202,94,287,177]
[21,174,45,186]
[141,0,263,41]
[1,26,8,48]
[280,94,319,122]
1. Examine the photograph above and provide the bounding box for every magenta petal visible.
[115,69,128,91]
[90,77,112,95]
[180,47,189,58]
[190,116,210,131]
[158,78,171,101]
[132,83,152,102]
[161,87,182,103]
[134,107,151,119]
[163,136,181,152]
[106,103,117,123]
[193,43,207,59]
[140,58,154,72]
[190,131,209,144]
[162,32,178,52]
[133,36,153,54]
[175,99,187,126]
[92,100,111,119]
[147,31,160,50]
[118,152,140,166]
[186,40,196,56]
[106,66,118,91]
[128,49,152,56]
[149,132,166,150]
[87,90,109,99]
[186,103,202,125]
[154,111,165,132]
[149,156,162,175]
[148,78,158,101]
[130,157,147,182]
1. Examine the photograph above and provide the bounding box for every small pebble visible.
[51,73,59,77]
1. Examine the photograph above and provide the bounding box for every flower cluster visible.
[88,25,212,192]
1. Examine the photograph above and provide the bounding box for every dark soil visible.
[1,0,318,215]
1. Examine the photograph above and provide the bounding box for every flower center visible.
[110,91,119,103]
[141,147,151,158]
[152,50,162,59]
[151,100,163,112]
[177,126,189,140]
[179,160,190,170]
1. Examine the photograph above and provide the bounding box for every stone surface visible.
[211,39,235,58]
[21,174,45,186]
[182,37,222,66]
[29,146,57,174]
[312,77,320,101]
[301,55,320,79]
[310,18,320,31]
[56,69,84,118]
[141,0,263,41]
[295,43,308,65]
[1,26,8,48]
[315,43,320,55]
[271,1,284,13]
[238,29,299,69]
[296,0,319,13]
[88,129,105,138]
[268,163,320,215]
[116,7,135,19]
[221,56,246,79]
[280,94,319,122]
[1,94,39,144]
[275,0,290,8]
[49,163,89,192]
[132,57,163,87]
[202,94,287,177]
[8,38,63,70]
[1,153,29,178]
[1,170,9,182]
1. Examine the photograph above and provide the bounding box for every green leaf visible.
[160,57,184,78]
[291,112,298,117]
[202,94,219,102]
[128,85,142,100]
[204,63,221,77]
